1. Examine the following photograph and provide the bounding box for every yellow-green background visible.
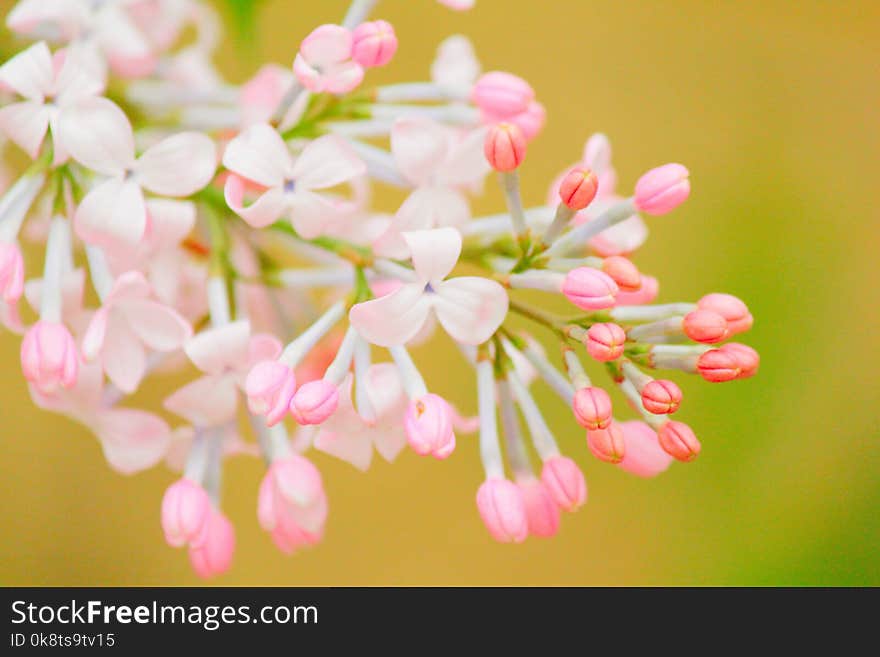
[1,0,878,585]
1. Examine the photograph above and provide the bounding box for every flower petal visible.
[300,24,353,67]
[322,60,364,95]
[118,298,192,351]
[164,375,238,426]
[438,126,490,188]
[135,132,216,196]
[221,122,290,187]
[431,35,480,92]
[57,96,134,174]
[224,174,287,229]
[396,186,470,232]
[288,189,342,239]
[402,226,461,284]
[74,177,147,249]
[81,306,110,361]
[53,46,105,102]
[145,198,196,247]
[102,312,147,393]
[92,408,171,475]
[184,320,251,375]
[348,284,431,347]
[0,101,50,159]
[0,41,53,100]
[433,276,509,345]
[290,134,365,190]
[106,270,152,304]
[390,117,450,186]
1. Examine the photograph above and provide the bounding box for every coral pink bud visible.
[472,71,534,118]
[161,478,212,548]
[634,163,691,215]
[562,268,618,311]
[517,477,560,538]
[683,309,729,344]
[510,101,546,141]
[657,421,701,462]
[245,360,297,426]
[585,322,626,362]
[558,167,599,211]
[404,393,456,459]
[476,477,528,543]
[540,456,587,512]
[188,509,235,579]
[351,20,398,68]
[586,422,626,464]
[614,275,659,306]
[720,343,760,379]
[0,242,24,303]
[20,321,79,394]
[617,421,674,477]
[484,122,526,172]
[572,386,613,430]
[602,255,641,292]
[290,379,339,425]
[697,293,753,334]
[641,379,683,414]
[697,348,741,383]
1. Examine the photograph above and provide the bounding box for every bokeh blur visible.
[1,0,878,586]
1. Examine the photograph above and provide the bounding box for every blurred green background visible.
[1,0,878,585]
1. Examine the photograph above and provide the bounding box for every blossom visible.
[0,41,104,162]
[349,227,508,346]
[222,123,365,236]
[60,97,216,249]
[293,24,363,95]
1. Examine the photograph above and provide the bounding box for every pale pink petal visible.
[145,199,196,247]
[365,363,405,418]
[246,333,283,367]
[0,101,50,159]
[322,60,364,95]
[57,96,134,174]
[348,284,431,347]
[74,177,147,249]
[184,320,251,375]
[290,134,365,190]
[240,64,294,127]
[92,408,171,475]
[224,174,287,229]
[292,55,322,93]
[403,227,461,284]
[433,276,509,345]
[118,298,192,351]
[102,313,147,393]
[106,270,152,304]
[396,186,470,231]
[288,189,342,239]
[438,126,490,187]
[0,41,53,100]
[164,375,238,426]
[315,426,374,471]
[135,132,217,196]
[221,122,291,187]
[590,213,648,256]
[300,24,353,67]
[81,306,110,361]
[431,35,480,91]
[53,46,105,102]
[390,117,449,186]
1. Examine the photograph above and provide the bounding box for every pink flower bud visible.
[697,293,753,334]
[0,242,24,303]
[572,386,613,430]
[351,20,398,68]
[697,348,741,383]
[161,478,212,548]
[476,477,528,543]
[562,268,618,311]
[540,456,587,512]
[484,122,526,172]
[602,255,642,292]
[682,309,729,344]
[404,393,456,459]
[472,71,534,118]
[558,167,599,211]
[634,163,691,215]
[614,275,659,306]
[720,342,760,379]
[290,379,339,425]
[509,101,546,141]
[517,477,560,538]
[586,422,626,463]
[585,322,626,362]
[258,456,327,553]
[657,420,701,462]
[188,508,235,579]
[245,360,297,426]
[20,321,79,394]
[640,379,682,415]
[617,421,674,477]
